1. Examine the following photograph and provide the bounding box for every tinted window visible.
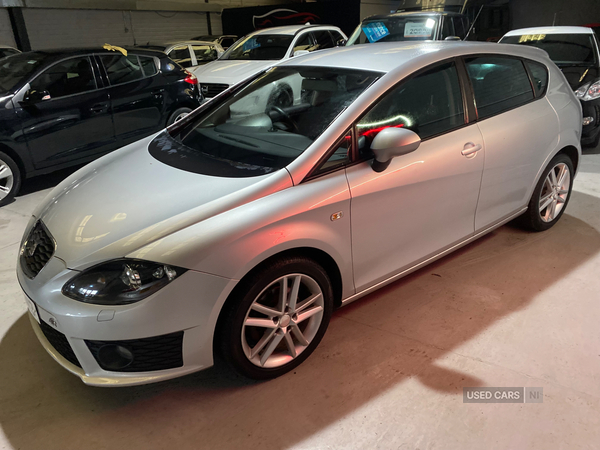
[221,37,236,48]
[293,33,312,54]
[347,16,439,45]
[357,61,464,154]
[30,56,96,98]
[140,56,158,76]
[0,48,19,58]
[453,17,466,38]
[441,17,454,39]
[330,30,345,45]
[101,54,144,84]
[0,52,47,94]
[192,45,218,63]
[465,56,533,119]
[525,60,548,98]
[221,35,294,61]
[312,30,335,50]
[501,34,596,65]
[169,46,192,67]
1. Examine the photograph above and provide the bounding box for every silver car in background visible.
[18,41,581,386]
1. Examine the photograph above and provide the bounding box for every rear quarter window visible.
[465,56,534,119]
[525,60,548,98]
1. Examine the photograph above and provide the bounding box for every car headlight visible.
[575,80,600,101]
[62,259,187,305]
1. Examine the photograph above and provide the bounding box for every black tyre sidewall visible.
[219,257,333,380]
[526,153,574,231]
[0,151,21,207]
[167,107,192,126]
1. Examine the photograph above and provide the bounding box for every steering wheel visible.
[268,105,300,134]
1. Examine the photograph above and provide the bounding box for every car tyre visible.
[0,151,21,207]
[218,256,333,380]
[521,153,574,231]
[167,107,192,126]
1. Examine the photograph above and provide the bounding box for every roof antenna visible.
[464,5,483,41]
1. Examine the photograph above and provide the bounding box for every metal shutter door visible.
[0,8,16,48]
[210,13,223,35]
[22,8,134,50]
[130,11,208,44]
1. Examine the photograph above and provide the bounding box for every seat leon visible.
[18,41,582,386]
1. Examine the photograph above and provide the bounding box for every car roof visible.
[145,40,218,48]
[18,47,166,59]
[280,41,549,73]
[504,26,594,36]
[364,10,466,21]
[249,24,341,36]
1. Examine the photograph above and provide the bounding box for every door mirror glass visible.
[371,127,421,172]
[23,89,51,104]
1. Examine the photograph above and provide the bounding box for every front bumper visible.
[580,99,600,146]
[18,256,237,387]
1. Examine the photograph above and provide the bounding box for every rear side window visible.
[101,54,144,85]
[357,61,464,151]
[525,60,548,98]
[453,17,466,39]
[330,30,345,45]
[30,56,96,98]
[169,46,193,68]
[139,56,158,76]
[465,56,533,120]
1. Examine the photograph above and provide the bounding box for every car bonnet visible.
[31,133,293,270]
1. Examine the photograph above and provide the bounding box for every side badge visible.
[330,211,343,221]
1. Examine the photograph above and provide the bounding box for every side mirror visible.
[444,36,461,41]
[370,127,421,172]
[21,89,51,105]
[293,49,310,57]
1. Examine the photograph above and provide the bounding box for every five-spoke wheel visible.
[0,151,20,207]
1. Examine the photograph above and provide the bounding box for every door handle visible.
[461,143,482,157]
[90,104,107,113]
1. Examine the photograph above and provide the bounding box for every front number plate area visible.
[24,294,40,324]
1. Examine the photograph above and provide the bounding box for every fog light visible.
[583,116,594,126]
[97,344,134,370]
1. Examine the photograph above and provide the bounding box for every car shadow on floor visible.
[16,165,83,198]
[1,191,599,450]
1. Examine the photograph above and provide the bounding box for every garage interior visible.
[1,0,600,449]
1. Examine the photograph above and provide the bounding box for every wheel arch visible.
[212,245,344,360]
[0,142,27,181]
[556,145,579,173]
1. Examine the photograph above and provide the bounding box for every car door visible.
[345,60,485,291]
[98,53,167,144]
[463,55,557,230]
[18,55,114,169]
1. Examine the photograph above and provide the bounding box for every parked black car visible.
[0,47,201,206]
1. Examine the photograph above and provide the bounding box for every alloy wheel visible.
[241,273,324,368]
[538,162,570,223]
[0,159,14,202]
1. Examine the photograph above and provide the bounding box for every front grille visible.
[20,221,55,279]
[39,320,82,368]
[200,83,229,98]
[85,331,184,372]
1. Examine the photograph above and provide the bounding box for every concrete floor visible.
[1,149,599,450]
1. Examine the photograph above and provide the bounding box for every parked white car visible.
[19,41,581,386]
[137,40,224,70]
[192,24,347,103]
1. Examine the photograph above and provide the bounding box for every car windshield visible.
[220,35,294,61]
[347,16,439,45]
[153,66,381,177]
[0,52,47,93]
[501,33,597,65]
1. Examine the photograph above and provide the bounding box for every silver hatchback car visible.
[18,41,581,386]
